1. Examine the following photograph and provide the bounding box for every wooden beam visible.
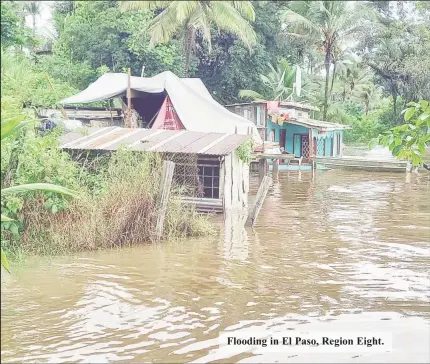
[246,175,272,227]
[155,161,175,241]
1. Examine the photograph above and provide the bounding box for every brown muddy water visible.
[1,170,430,363]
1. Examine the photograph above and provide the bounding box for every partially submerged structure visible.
[226,101,351,169]
[60,71,262,144]
[59,127,250,213]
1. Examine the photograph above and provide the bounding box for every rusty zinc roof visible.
[59,127,250,156]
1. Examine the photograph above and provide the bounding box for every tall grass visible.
[2,149,214,256]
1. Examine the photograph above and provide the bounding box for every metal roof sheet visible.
[59,127,249,156]
[290,118,351,130]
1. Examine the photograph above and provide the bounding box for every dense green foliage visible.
[1,106,78,271]
[120,1,257,75]
[372,101,430,166]
[3,0,428,138]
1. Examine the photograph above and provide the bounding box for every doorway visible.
[279,129,286,150]
[293,134,310,159]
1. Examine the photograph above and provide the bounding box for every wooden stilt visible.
[312,159,316,181]
[246,175,272,227]
[273,158,279,179]
[258,158,266,183]
[155,161,175,241]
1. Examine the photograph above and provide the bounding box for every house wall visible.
[311,129,344,157]
[221,151,249,212]
[266,120,309,155]
[226,104,266,128]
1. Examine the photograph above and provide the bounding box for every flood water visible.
[1,170,430,363]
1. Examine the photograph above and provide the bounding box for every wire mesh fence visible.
[316,138,325,156]
[163,152,222,200]
[164,152,200,198]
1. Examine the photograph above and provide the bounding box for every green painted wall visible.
[267,120,345,158]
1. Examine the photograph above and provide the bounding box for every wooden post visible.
[246,175,272,227]
[258,158,266,183]
[273,158,279,179]
[127,68,132,112]
[312,159,316,181]
[108,99,114,126]
[124,68,132,128]
[155,161,175,241]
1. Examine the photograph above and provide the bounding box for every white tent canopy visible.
[60,71,262,144]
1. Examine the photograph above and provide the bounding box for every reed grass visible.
[2,150,214,256]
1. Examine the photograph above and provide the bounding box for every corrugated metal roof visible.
[225,101,320,112]
[289,118,351,130]
[59,127,250,156]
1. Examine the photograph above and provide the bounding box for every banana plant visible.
[1,113,78,273]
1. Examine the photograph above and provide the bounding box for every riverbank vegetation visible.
[1,1,429,261]
[1,115,213,260]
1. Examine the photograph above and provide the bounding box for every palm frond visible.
[209,1,257,49]
[1,114,33,140]
[174,1,199,24]
[230,1,256,22]
[2,183,79,198]
[147,4,184,45]
[119,1,170,12]
[189,3,212,49]
[282,9,320,34]
[238,89,266,101]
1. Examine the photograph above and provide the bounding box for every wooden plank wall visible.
[223,150,249,212]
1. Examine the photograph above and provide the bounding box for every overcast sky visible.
[25,1,55,37]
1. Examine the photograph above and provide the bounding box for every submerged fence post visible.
[246,175,272,227]
[155,160,175,241]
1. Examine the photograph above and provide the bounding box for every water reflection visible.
[1,170,429,363]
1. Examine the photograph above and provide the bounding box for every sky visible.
[24,1,56,38]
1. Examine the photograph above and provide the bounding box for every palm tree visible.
[23,1,42,35]
[120,1,257,75]
[281,1,372,120]
[239,59,298,101]
[1,113,78,272]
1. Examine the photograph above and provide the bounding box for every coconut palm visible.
[281,1,372,120]
[1,113,78,273]
[23,1,42,35]
[239,59,307,102]
[120,1,257,75]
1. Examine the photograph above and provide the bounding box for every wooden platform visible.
[252,153,296,160]
[315,157,408,173]
[181,197,223,213]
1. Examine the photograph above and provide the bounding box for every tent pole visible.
[127,68,131,112]
[125,68,132,128]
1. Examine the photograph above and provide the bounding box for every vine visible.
[236,139,254,164]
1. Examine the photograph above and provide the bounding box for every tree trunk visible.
[330,62,336,94]
[392,83,398,125]
[184,26,196,76]
[32,15,36,34]
[323,49,331,120]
